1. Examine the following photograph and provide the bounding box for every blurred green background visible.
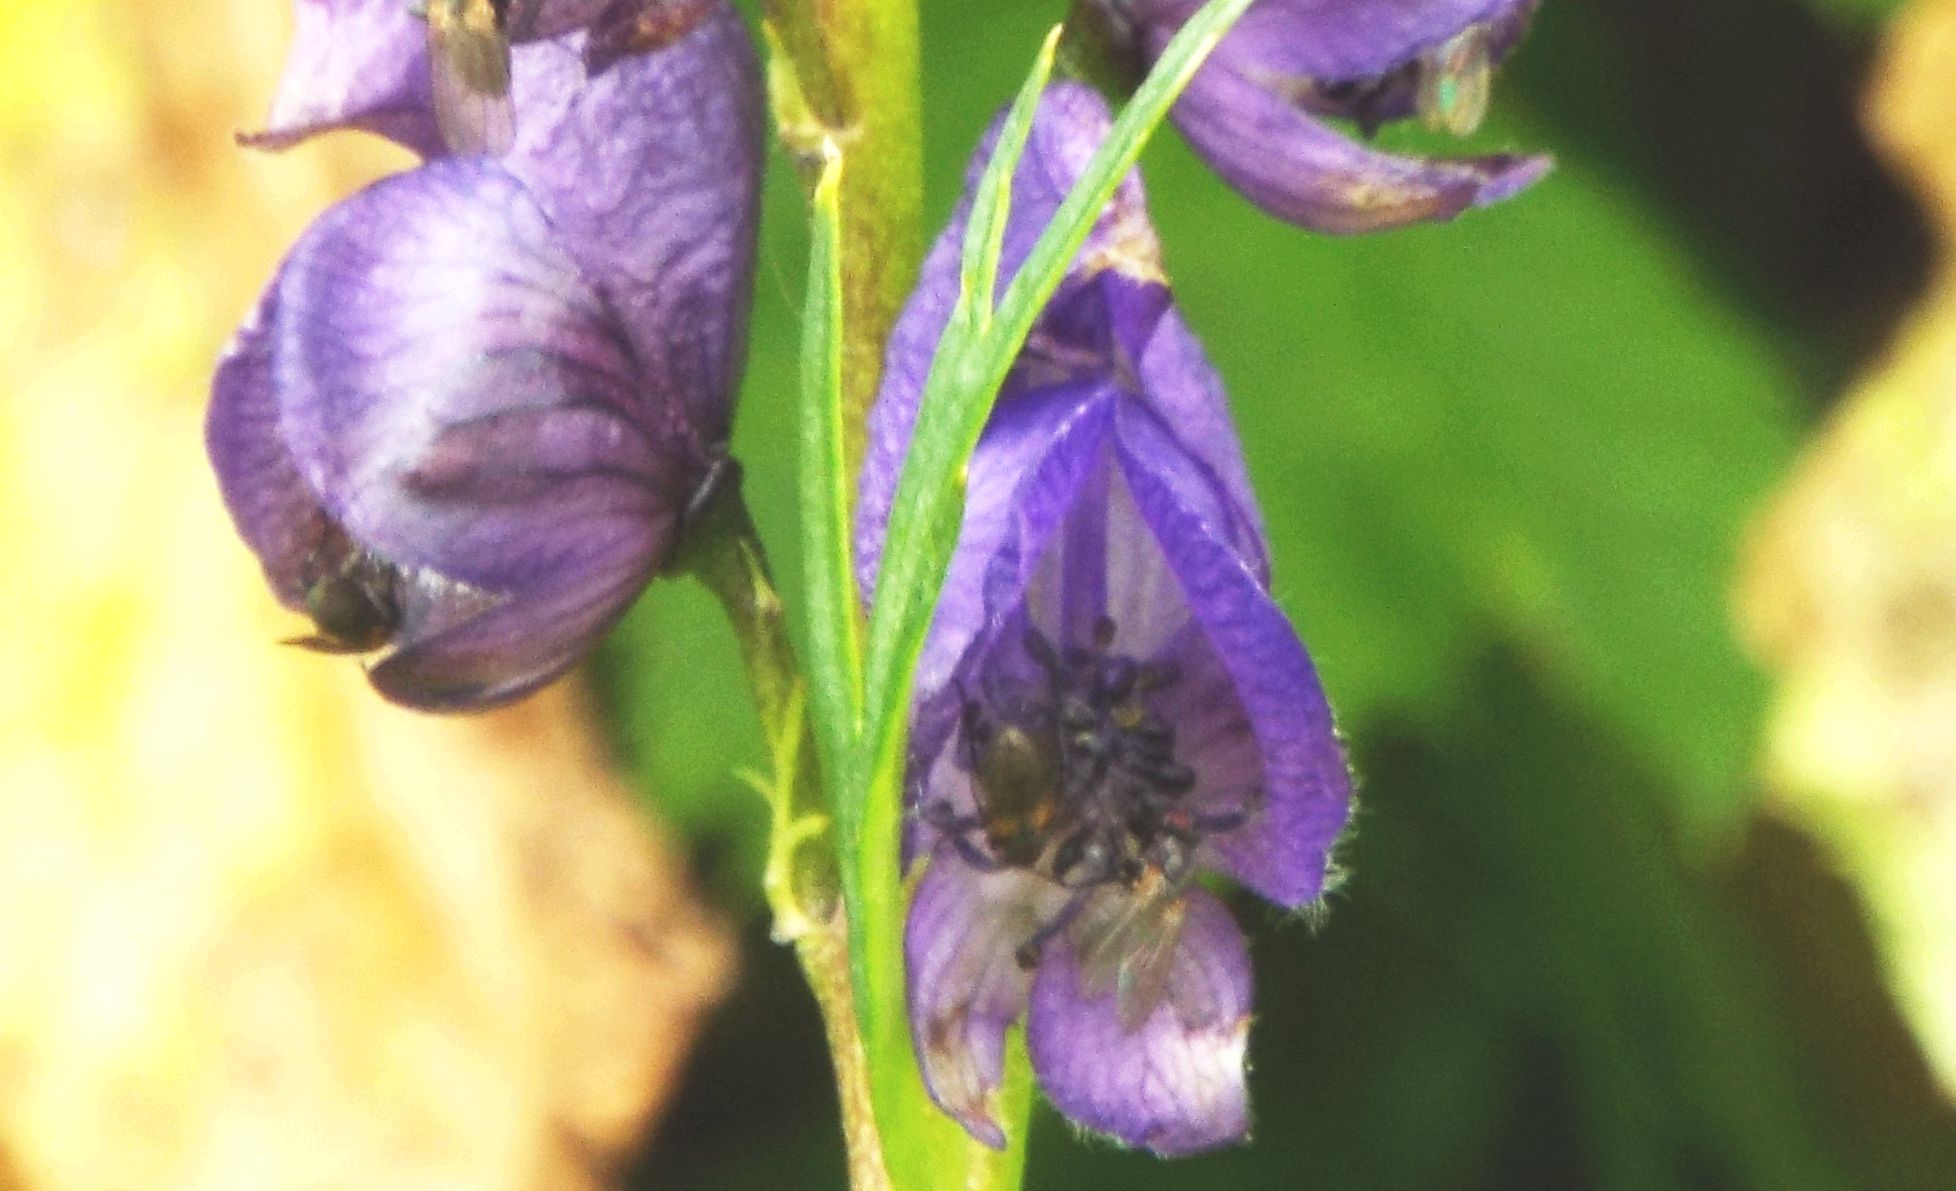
[601,0,1956,1186]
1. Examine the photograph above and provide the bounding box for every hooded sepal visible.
[240,0,446,157]
[209,158,703,709]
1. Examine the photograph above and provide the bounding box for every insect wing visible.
[428,0,517,154]
[1076,876,1190,1032]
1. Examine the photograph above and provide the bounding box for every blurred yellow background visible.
[0,3,729,1188]
[1742,0,1956,1100]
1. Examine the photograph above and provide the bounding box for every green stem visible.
[677,468,897,1186]
[675,464,831,919]
[760,3,1039,1186]
[761,0,923,481]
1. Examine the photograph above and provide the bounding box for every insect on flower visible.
[860,82,1352,1158]
[284,529,405,654]
[1416,23,1495,136]
[941,681,1065,873]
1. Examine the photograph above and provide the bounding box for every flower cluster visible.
[857,83,1355,1156]
[1083,0,1547,231]
[208,0,763,710]
[209,0,1542,1163]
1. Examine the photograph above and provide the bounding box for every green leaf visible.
[798,146,864,820]
[805,138,1017,1191]
[959,26,1063,331]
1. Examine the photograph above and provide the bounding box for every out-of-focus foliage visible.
[1812,0,1912,26]
[0,4,731,1188]
[625,1,1956,1188]
[1741,0,1956,1103]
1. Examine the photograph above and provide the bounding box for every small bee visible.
[424,0,519,154]
[961,696,1066,870]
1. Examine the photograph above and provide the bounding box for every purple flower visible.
[236,0,445,155]
[1088,0,1549,232]
[240,0,716,156]
[857,84,1352,1155]
[208,2,762,710]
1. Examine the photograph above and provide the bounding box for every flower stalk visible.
[762,0,924,481]
[671,464,900,1187]
[761,3,1046,1187]
[672,463,836,931]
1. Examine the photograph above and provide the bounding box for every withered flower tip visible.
[1092,0,1549,232]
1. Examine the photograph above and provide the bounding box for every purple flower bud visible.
[1096,0,1549,232]
[209,3,762,710]
[857,84,1352,1155]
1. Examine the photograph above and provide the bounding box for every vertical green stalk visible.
[762,1,1015,1186]
[762,1,1027,1188]
[763,0,1253,1184]
[762,0,923,479]
[675,469,896,1188]
[675,466,833,924]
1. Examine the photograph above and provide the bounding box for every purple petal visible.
[206,286,329,609]
[252,158,686,708]
[858,82,1156,595]
[1112,403,1351,906]
[1149,621,1276,850]
[240,0,446,158]
[365,535,653,709]
[907,851,1066,1149]
[1169,50,1549,234]
[1132,0,1538,84]
[1031,272,1269,578]
[1028,888,1251,1156]
[503,4,763,444]
[920,386,1118,699]
[898,386,1119,867]
[272,158,681,587]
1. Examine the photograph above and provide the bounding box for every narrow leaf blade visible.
[797,141,866,831]
[862,0,1257,760]
[959,25,1064,329]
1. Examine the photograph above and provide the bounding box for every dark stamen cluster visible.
[927,616,1250,967]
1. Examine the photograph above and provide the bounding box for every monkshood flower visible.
[208,1,762,710]
[856,83,1352,1155]
[1085,0,1549,232]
